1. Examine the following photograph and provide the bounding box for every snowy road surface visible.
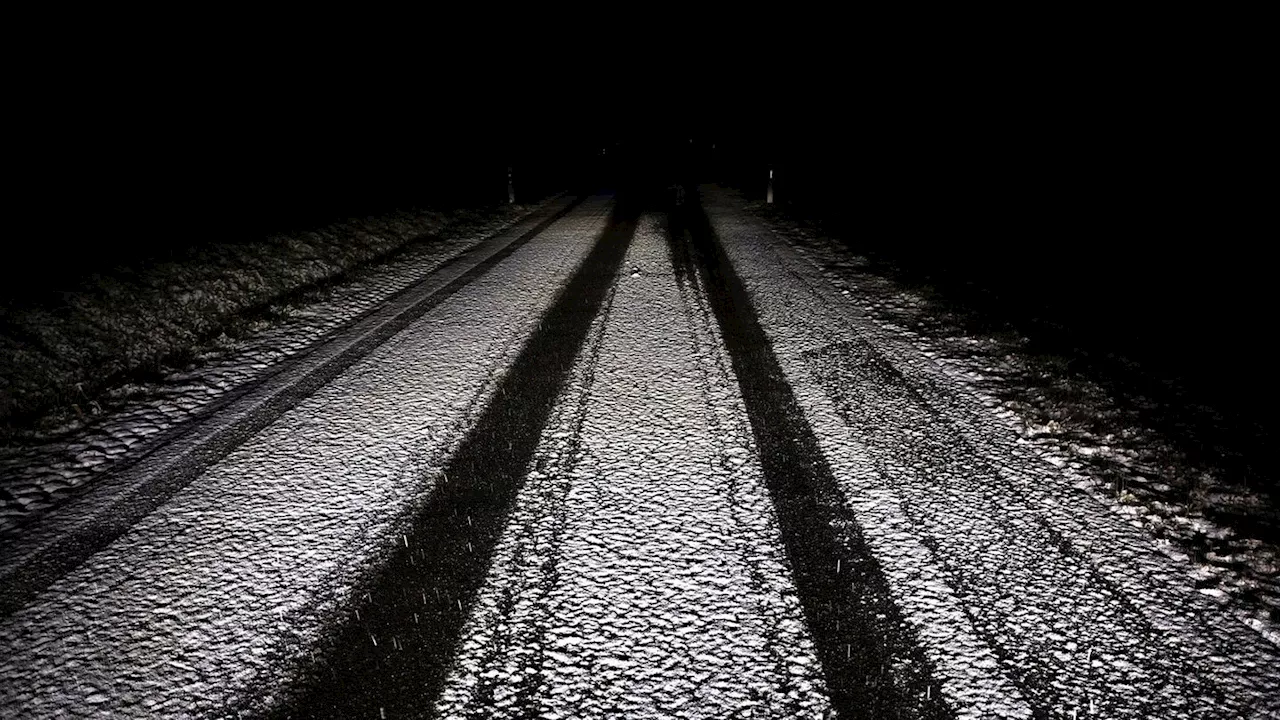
[2,191,1278,718]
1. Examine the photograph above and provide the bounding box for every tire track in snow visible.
[434,213,833,719]
[434,262,615,719]
[267,199,641,719]
[0,195,587,619]
[0,197,616,719]
[807,339,1252,715]
[673,201,957,719]
[0,196,569,540]
[700,188,1280,718]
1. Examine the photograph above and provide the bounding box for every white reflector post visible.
[766,168,774,204]
[507,165,515,204]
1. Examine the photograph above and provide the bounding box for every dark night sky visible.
[7,38,1270,434]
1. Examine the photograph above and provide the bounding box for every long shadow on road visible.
[667,196,955,720]
[269,198,640,719]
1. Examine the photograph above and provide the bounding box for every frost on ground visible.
[0,197,563,535]
[435,215,831,720]
[0,198,615,719]
[725,187,1280,650]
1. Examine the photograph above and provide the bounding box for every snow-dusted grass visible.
[0,203,540,439]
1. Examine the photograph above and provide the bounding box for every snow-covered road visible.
[2,190,1277,719]
[433,214,829,719]
[0,197,614,717]
[698,189,1280,718]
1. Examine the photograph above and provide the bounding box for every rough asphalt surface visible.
[2,190,1278,718]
